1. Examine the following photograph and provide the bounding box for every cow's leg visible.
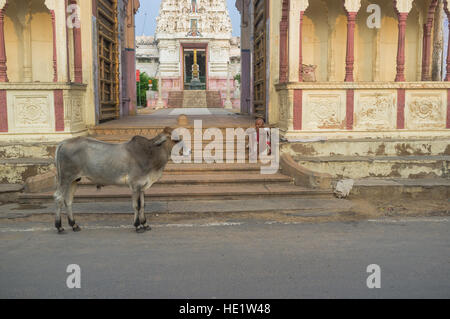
[132,190,145,233]
[66,180,81,232]
[54,180,71,234]
[139,191,151,231]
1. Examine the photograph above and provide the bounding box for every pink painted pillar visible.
[445,1,450,81]
[0,6,8,132]
[422,0,438,81]
[344,10,357,130]
[395,12,408,82]
[71,0,82,83]
[345,12,357,82]
[279,0,289,83]
[0,6,8,82]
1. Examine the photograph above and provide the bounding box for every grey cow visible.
[54,127,182,233]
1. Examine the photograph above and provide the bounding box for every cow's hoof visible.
[72,225,81,232]
[143,224,151,231]
[136,226,145,234]
[57,228,65,234]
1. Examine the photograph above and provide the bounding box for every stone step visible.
[282,137,450,157]
[352,178,450,200]
[295,155,450,179]
[19,184,331,203]
[0,184,24,204]
[77,173,293,186]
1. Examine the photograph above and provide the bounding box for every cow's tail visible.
[53,142,64,203]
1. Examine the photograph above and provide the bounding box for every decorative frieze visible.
[405,91,447,129]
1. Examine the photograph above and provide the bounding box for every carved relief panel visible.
[354,91,397,130]
[302,91,346,130]
[7,91,55,133]
[405,91,447,130]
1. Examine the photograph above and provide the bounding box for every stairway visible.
[182,90,207,108]
[20,162,331,203]
[167,91,184,108]
[206,91,222,108]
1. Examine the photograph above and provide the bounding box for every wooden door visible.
[253,0,267,120]
[97,0,119,121]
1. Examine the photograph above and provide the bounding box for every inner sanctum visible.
[184,49,207,90]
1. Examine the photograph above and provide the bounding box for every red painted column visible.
[50,10,58,82]
[344,9,357,130]
[0,90,7,132]
[293,89,302,130]
[345,12,357,82]
[279,0,289,83]
[447,89,450,128]
[54,90,65,132]
[397,88,406,129]
[395,12,408,82]
[298,11,304,82]
[422,0,438,81]
[71,0,83,83]
[0,6,8,82]
[346,90,354,130]
[445,1,450,81]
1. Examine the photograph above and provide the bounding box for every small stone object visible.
[177,114,189,126]
[334,179,354,199]
[302,64,317,82]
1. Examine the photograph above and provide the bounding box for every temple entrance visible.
[183,49,206,90]
[97,0,120,121]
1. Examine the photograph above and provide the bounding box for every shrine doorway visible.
[181,43,208,90]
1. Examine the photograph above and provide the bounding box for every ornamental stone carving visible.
[354,92,396,130]
[405,92,446,129]
[156,0,232,36]
[303,91,346,130]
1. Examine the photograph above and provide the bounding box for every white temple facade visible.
[136,0,241,108]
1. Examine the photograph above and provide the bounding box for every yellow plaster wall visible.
[30,12,53,82]
[4,16,21,82]
[302,1,329,82]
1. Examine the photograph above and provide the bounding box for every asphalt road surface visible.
[1,214,449,299]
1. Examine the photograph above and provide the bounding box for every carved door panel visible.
[253,0,267,120]
[97,0,119,121]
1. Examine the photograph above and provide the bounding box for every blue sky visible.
[135,0,241,37]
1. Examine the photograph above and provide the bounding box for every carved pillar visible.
[394,0,413,82]
[344,12,357,82]
[343,0,360,82]
[0,1,8,131]
[23,14,32,82]
[0,3,8,82]
[70,0,82,83]
[50,10,58,82]
[343,0,361,130]
[279,0,289,83]
[394,0,413,129]
[298,11,304,81]
[445,0,450,81]
[422,0,438,81]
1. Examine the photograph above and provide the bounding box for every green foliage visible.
[149,77,158,91]
[136,72,151,106]
[234,73,241,84]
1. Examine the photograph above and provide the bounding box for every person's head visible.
[255,118,265,130]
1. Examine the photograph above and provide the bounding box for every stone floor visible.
[98,108,255,129]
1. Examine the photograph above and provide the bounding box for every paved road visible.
[1,213,449,299]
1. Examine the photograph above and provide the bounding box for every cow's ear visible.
[153,135,167,146]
